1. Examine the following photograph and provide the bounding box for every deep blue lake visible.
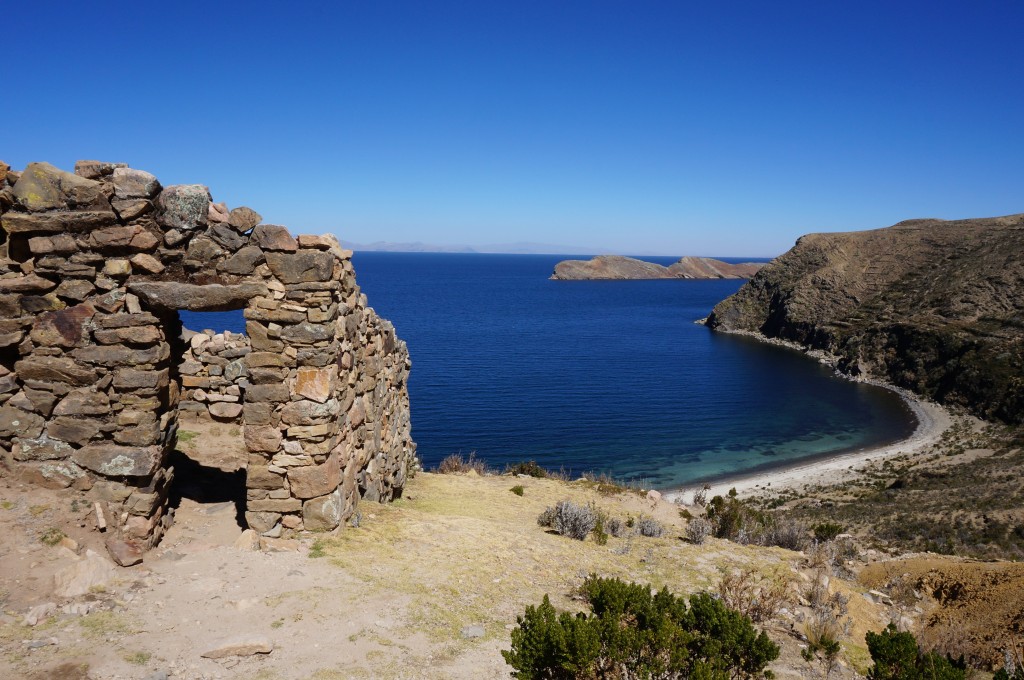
[182,252,916,490]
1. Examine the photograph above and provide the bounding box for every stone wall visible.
[0,160,415,559]
[178,329,250,421]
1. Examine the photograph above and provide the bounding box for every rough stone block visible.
[228,206,262,232]
[302,488,343,531]
[0,405,45,438]
[155,184,211,230]
[47,417,103,446]
[73,443,162,477]
[288,452,340,499]
[250,224,297,252]
[14,435,74,461]
[291,366,334,403]
[111,167,161,199]
[245,383,289,403]
[264,251,334,284]
[244,425,283,453]
[13,162,108,211]
[53,388,110,417]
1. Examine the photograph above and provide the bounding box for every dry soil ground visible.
[1,418,1020,679]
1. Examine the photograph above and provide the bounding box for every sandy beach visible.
[663,387,953,504]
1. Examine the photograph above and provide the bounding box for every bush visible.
[813,522,844,543]
[707,495,808,550]
[538,500,599,541]
[506,460,548,478]
[866,624,966,680]
[686,517,712,545]
[717,567,794,623]
[607,517,626,538]
[554,501,597,540]
[503,575,779,679]
[437,451,488,475]
[510,485,525,496]
[636,517,664,538]
[770,517,810,551]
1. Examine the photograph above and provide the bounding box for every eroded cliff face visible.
[707,214,1024,423]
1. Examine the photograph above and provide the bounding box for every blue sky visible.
[4,1,1022,256]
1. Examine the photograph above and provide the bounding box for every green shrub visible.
[506,460,548,478]
[502,575,779,679]
[40,527,66,547]
[813,522,844,543]
[510,485,525,496]
[866,624,965,680]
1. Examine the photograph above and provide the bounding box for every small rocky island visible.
[550,255,765,280]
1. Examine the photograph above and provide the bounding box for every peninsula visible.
[550,254,766,280]
[707,213,1024,423]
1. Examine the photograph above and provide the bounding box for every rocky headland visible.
[550,254,765,280]
[707,213,1024,423]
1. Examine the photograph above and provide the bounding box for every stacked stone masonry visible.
[0,160,416,554]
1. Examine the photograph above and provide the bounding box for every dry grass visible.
[308,472,811,675]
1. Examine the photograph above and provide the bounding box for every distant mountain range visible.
[339,240,615,255]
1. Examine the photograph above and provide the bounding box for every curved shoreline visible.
[662,327,954,503]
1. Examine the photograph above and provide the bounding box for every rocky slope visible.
[706,214,1024,423]
[551,255,764,280]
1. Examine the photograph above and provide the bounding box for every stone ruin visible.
[0,159,416,559]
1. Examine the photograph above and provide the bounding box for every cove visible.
[185,252,918,490]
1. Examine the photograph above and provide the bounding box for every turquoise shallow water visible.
[182,252,917,490]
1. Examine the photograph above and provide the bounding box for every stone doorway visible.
[0,160,415,558]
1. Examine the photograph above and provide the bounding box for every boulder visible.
[104,537,144,567]
[12,162,109,212]
[155,184,210,230]
[228,207,262,232]
[53,549,119,597]
[111,167,161,199]
[250,224,297,252]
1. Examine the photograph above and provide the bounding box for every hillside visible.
[551,254,765,280]
[3,417,1021,677]
[707,214,1024,423]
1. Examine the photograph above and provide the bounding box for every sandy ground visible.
[664,394,953,504]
